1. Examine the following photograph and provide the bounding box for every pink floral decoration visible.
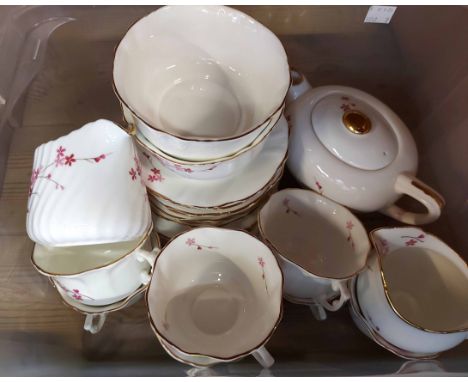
[185,237,217,250]
[257,257,269,294]
[129,168,137,180]
[283,198,299,215]
[402,233,425,246]
[148,167,164,183]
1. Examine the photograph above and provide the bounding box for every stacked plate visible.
[112,6,291,240]
[141,116,289,239]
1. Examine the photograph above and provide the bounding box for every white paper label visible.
[364,6,397,24]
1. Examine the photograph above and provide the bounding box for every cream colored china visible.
[348,277,438,360]
[148,164,284,216]
[53,279,147,334]
[152,202,261,239]
[113,5,290,161]
[141,116,288,208]
[26,119,152,247]
[32,226,160,306]
[133,105,283,181]
[286,71,444,225]
[356,227,468,357]
[258,188,370,319]
[146,227,282,367]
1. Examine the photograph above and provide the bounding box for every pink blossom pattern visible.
[185,237,217,251]
[315,178,323,194]
[402,233,425,246]
[346,220,355,249]
[148,168,164,183]
[340,96,356,112]
[283,198,299,216]
[258,257,269,294]
[129,168,137,180]
[28,145,110,206]
[55,281,94,302]
[377,238,389,255]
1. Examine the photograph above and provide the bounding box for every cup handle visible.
[83,313,107,334]
[309,304,327,321]
[286,69,313,105]
[252,346,275,369]
[380,173,445,225]
[136,247,161,285]
[319,280,350,312]
[120,103,137,136]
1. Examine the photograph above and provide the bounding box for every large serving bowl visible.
[113,5,290,161]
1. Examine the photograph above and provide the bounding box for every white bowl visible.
[146,227,283,365]
[133,106,283,181]
[113,5,290,161]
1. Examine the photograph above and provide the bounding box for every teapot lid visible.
[311,88,398,171]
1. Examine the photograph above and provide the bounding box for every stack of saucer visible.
[26,120,159,333]
[112,5,291,240]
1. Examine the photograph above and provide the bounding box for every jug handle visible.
[319,279,350,312]
[136,247,161,285]
[251,346,275,368]
[380,173,445,225]
[286,69,312,105]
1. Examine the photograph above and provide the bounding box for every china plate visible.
[140,116,288,208]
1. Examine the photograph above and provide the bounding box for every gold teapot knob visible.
[342,110,372,134]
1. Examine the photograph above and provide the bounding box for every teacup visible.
[258,188,370,319]
[355,227,468,357]
[52,278,148,334]
[146,227,283,368]
[32,225,160,306]
[113,5,290,161]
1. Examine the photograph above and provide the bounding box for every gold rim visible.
[31,222,156,277]
[112,7,292,143]
[257,188,371,281]
[145,155,287,210]
[133,105,283,166]
[369,226,468,334]
[144,226,284,361]
[149,186,274,220]
[349,277,439,360]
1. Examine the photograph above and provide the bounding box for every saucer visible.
[140,116,288,208]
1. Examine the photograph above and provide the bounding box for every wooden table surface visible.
[0,5,466,376]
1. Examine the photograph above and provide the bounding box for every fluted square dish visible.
[26,119,152,247]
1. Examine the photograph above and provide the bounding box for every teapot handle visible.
[380,173,445,225]
[286,70,312,105]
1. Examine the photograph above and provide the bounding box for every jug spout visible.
[286,70,312,105]
[369,226,468,334]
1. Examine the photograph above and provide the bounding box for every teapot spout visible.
[286,70,312,105]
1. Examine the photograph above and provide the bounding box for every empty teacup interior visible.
[114,5,289,139]
[32,233,149,275]
[148,227,282,359]
[374,228,468,332]
[259,189,370,278]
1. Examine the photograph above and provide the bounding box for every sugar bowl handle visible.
[252,346,275,368]
[136,247,160,285]
[381,173,445,225]
[320,279,350,312]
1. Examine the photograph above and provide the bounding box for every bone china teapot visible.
[286,71,444,225]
